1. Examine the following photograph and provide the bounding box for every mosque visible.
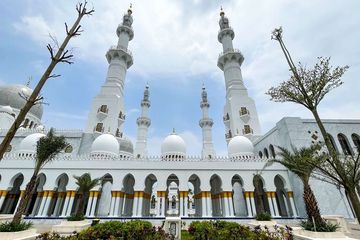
[0,6,359,222]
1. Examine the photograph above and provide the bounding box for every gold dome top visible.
[220,6,225,16]
[128,3,133,14]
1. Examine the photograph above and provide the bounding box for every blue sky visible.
[1,0,360,155]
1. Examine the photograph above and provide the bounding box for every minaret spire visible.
[85,5,134,136]
[199,84,216,159]
[217,8,261,142]
[134,84,151,158]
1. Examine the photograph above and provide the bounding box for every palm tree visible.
[264,144,326,227]
[73,173,100,217]
[12,128,68,224]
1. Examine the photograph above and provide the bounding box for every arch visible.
[24,173,47,216]
[188,174,201,217]
[1,174,24,214]
[47,173,69,217]
[143,174,158,216]
[258,151,263,158]
[210,174,223,217]
[166,174,179,216]
[352,133,360,150]
[5,145,12,153]
[23,118,29,128]
[264,148,269,158]
[328,134,338,153]
[29,121,34,129]
[253,175,270,215]
[96,174,113,216]
[274,175,291,217]
[122,174,135,216]
[231,175,247,217]
[269,144,276,158]
[337,134,353,156]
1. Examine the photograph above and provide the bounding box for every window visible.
[338,134,353,156]
[352,134,360,150]
[119,111,125,120]
[240,107,249,116]
[99,105,108,113]
[65,145,73,153]
[5,145,12,152]
[258,151,263,158]
[29,121,34,129]
[23,119,29,128]
[95,123,104,132]
[269,144,276,158]
[116,129,122,138]
[244,125,252,134]
[264,148,269,158]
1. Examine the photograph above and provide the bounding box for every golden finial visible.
[128,3,133,14]
[172,128,176,134]
[220,6,225,16]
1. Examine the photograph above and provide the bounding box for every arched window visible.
[269,144,276,158]
[327,134,338,153]
[264,148,269,158]
[64,145,73,153]
[258,151,263,158]
[5,145,12,152]
[352,134,360,150]
[23,119,29,128]
[99,105,108,113]
[338,134,353,156]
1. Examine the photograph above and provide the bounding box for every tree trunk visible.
[347,189,360,222]
[76,192,88,216]
[11,172,38,225]
[303,181,325,225]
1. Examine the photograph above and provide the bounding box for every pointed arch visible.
[143,174,158,216]
[210,174,223,217]
[352,133,360,150]
[269,144,276,158]
[337,133,353,156]
[1,173,24,214]
[231,175,247,217]
[274,175,291,217]
[122,174,135,216]
[253,174,270,215]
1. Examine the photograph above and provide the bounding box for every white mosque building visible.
[0,6,359,222]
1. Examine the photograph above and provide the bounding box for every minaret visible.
[199,85,216,159]
[217,7,261,143]
[85,5,134,136]
[134,84,151,158]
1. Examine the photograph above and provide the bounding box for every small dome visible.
[161,130,186,158]
[228,135,254,158]
[18,133,46,154]
[0,84,43,119]
[35,125,45,131]
[91,134,119,157]
[0,105,14,115]
[119,136,134,154]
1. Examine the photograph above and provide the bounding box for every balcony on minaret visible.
[106,45,133,68]
[118,111,126,125]
[242,125,253,135]
[223,113,230,127]
[217,48,244,71]
[115,129,123,138]
[97,105,108,119]
[94,123,104,133]
[225,130,232,140]
[239,107,250,122]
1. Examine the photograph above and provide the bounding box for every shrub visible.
[301,220,339,232]
[255,211,272,221]
[188,221,292,240]
[66,214,85,221]
[0,221,33,232]
[35,232,67,240]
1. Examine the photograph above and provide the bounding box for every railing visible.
[218,27,234,35]
[218,48,240,58]
[109,45,133,57]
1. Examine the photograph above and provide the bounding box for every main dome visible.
[0,84,43,119]
[228,135,254,158]
[161,131,186,158]
[91,134,119,158]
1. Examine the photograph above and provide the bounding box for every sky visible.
[1,0,359,156]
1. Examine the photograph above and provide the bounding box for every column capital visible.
[287,191,294,198]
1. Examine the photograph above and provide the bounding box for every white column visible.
[179,192,184,217]
[14,191,25,213]
[267,192,275,217]
[245,192,253,217]
[271,192,280,217]
[60,191,71,217]
[250,192,256,216]
[184,194,189,217]
[137,192,144,217]
[201,193,207,217]
[228,192,234,217]
[132,192,139,217]
[114,192,122,216]
[161,195,166,217]
[206,195,212,217]
[0,190,8,210]
[65,191,76,216]
[85,192,94,217]
[36,191,48,217]
[90,192,99,217]
[41,191,54,216]
[52,192,64,217]
[288,192,298,217]
[222,192,229,217]
[109,191,116,216]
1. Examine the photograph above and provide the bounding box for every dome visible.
[18,133,46,154]
[228,135,254,157]
[161,130,186,157]
[119,136,133,154]
[0,105,14,115]
[0,84,43,119]
[91,134,119,157]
